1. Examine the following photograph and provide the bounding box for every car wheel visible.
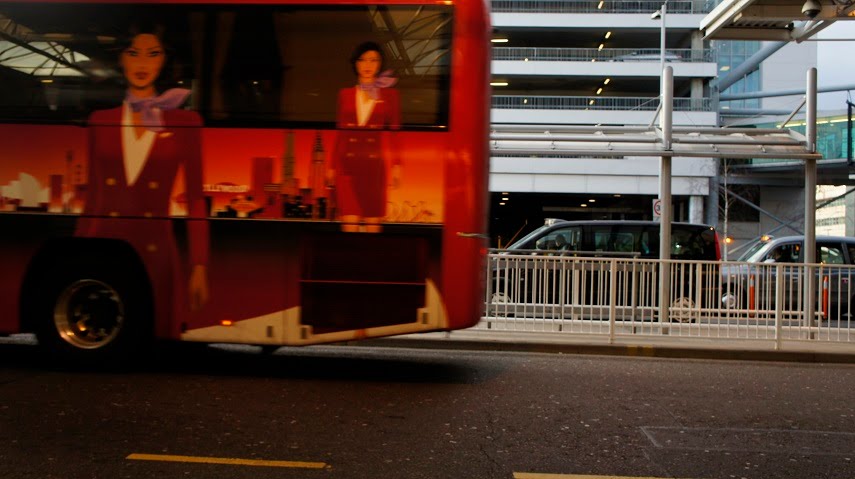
[489,291,516,317]
[33,260,151,365]
[669,297,696,323]
[491,292,510,304]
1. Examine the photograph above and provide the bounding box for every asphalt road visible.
[1,340,855,479]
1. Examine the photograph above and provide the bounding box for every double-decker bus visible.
[0,0,490,360]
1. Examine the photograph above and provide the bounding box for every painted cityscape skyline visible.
[0,126,443,222]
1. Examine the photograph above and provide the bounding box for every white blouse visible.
[355,88,376,127]
[121,102,156,186]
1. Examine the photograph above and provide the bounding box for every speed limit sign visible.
[652,199,662,218]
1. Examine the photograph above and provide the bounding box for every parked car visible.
[490,220,720,322]
[505,219,720,260]
[721,235,855,320]
[733,235,855,265]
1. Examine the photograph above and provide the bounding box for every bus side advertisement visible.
[0,0,491,360]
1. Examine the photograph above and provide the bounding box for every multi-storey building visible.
[486,0,851,252]
[488,0,720,246]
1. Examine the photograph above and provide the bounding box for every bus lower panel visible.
[300,233,432,333]
[301,283,426,333]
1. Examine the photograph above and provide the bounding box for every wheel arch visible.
[19,237,153,334]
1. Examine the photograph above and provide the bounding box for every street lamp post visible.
[651,1,668,96]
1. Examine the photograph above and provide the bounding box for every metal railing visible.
[483,252,855,347]
[491,0,715,14]
[492,95,713,112]
[493,47,717,63]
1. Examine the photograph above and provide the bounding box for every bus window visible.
[0,3,452,130]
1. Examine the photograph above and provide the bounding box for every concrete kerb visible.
[350,330,855,364]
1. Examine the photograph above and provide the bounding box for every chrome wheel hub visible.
[54,279,124,349]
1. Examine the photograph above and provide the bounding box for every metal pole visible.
[804,67,817,330]
[658,66,673,326]
[659,2,666,96]
[847,100,853,166]
[661,67,673,150]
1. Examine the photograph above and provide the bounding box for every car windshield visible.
[736,240,769,262]
[507,225,551,250]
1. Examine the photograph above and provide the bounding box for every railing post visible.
[485,252,494,326]
[775,263,784,350]
[694,262,702,323]
[609,259,617,344]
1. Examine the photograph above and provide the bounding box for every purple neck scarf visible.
[358,70,397,100]
[126,88,191,132]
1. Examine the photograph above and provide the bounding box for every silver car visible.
[721,235,855,320]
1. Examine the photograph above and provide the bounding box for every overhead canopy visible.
[701,0,855,41]
[490,124,821,160]
[0,13,98,78]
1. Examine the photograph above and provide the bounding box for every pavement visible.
[5,328,855,364]
[354,328,855,363]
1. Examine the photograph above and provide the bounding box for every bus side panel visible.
[441,0,491,329]
[0,123,87,334]
[0,216,75,334]
[0,1,485,345]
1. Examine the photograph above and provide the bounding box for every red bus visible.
[0,0,491,360]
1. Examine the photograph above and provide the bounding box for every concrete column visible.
[691,78,704,110]
[691,30,703,62]
[847,191,855,237]
[689,195,704,224]
[705,175,720,228]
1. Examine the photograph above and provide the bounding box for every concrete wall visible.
[492,60,718,78]
[490,156,716,196]
[759,185,806,237]
[492,13,707,29]
[761,41,818,111]
[491,108,718,126]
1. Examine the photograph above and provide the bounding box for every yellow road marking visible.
[515,475,690,479]
[127,453,328,469]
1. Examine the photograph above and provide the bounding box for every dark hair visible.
[119,20,178,90]
[349,41,385,76]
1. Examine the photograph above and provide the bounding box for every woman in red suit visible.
[330,41,400,233]
[76,25,209,336]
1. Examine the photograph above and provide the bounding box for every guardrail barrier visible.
[482,252,855,348]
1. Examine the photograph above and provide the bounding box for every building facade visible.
[488,0,719,247]
[486,0,850,252]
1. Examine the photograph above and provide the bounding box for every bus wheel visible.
[669,297,696,323]
[33,262,151,364]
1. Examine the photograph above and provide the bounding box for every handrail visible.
[493,47,717,63]
[492,95,713,112]
[491,0,716,14]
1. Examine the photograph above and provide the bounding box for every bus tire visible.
[31,258,152,365]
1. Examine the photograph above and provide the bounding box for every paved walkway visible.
[355,329,855,363]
